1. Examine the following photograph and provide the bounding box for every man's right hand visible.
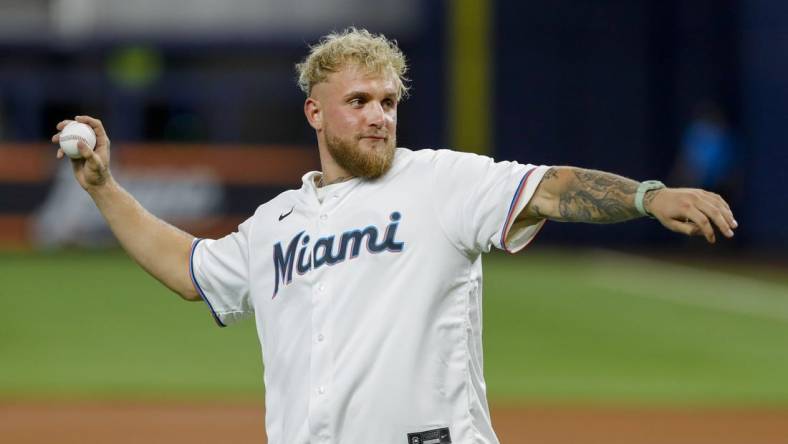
[51,115,112,192]
[51,114,199,301]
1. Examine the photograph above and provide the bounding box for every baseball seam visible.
[60,134,90,146]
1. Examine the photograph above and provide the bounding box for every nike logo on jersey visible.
[272,211,405,298]
[278,207,294,221]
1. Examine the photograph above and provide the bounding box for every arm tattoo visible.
[555,168,641,223]
[541,167,559,181]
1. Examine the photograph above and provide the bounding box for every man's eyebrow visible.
[343,91,370,99]
[343,91,398,100]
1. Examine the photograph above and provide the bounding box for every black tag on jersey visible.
[406,427,452,444]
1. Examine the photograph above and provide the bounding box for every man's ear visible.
[304,97,322,131]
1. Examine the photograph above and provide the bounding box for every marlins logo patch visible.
[407,427,451,444]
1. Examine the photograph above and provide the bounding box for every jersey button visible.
[318,386,326,395]
[317,333,325,342]
[319,214,328,221]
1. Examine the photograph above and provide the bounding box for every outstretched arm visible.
[52,116,200,300]
[520,167,737,243]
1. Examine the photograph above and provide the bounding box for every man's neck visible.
[317,174,354,188]
[316,142,354,187]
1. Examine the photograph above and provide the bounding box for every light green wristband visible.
[635,180,666,218]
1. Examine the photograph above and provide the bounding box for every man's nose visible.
[367,102,385,127]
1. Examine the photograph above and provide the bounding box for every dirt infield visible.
[1,401,787,444]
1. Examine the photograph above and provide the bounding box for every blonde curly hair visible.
[296,27,409,100]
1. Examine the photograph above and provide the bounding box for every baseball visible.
[59,121,97,159]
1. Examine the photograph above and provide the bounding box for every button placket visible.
[308,278,332,441]
[308,193,336,442]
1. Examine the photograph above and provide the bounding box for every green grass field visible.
[1,248,787,406]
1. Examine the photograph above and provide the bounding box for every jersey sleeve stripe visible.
[190,238,227,328]
[500,167,535,252]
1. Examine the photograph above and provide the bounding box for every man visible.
[52,28,736,444]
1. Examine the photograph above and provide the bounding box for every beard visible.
[324,127,396,180]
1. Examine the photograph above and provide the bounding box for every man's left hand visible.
[645,188,737,243]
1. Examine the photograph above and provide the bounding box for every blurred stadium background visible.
[1,1,787,443]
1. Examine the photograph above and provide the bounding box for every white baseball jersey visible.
[190,148,550,444]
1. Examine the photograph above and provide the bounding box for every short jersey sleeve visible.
[431,150,551,255]
[189,217,254,327]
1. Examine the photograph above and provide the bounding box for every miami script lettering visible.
[272,212,404,297]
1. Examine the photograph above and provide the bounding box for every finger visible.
[719,203,737,231]
[56,120,73,130]
[77,141,106,174]
[77,141,95,160]
[664,219,700,237]
[696,197,735,238]
[74,115,107,139]
[684,207,715,243]
[711,192,731,211]
[56,148,64,159]
[708,192,737,229]
[51,133,60,143]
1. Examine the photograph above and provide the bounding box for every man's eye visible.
[349,98,362,106]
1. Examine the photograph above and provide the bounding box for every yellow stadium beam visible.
[448,0,492,155]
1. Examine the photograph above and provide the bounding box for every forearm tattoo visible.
[553,168,641,223]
